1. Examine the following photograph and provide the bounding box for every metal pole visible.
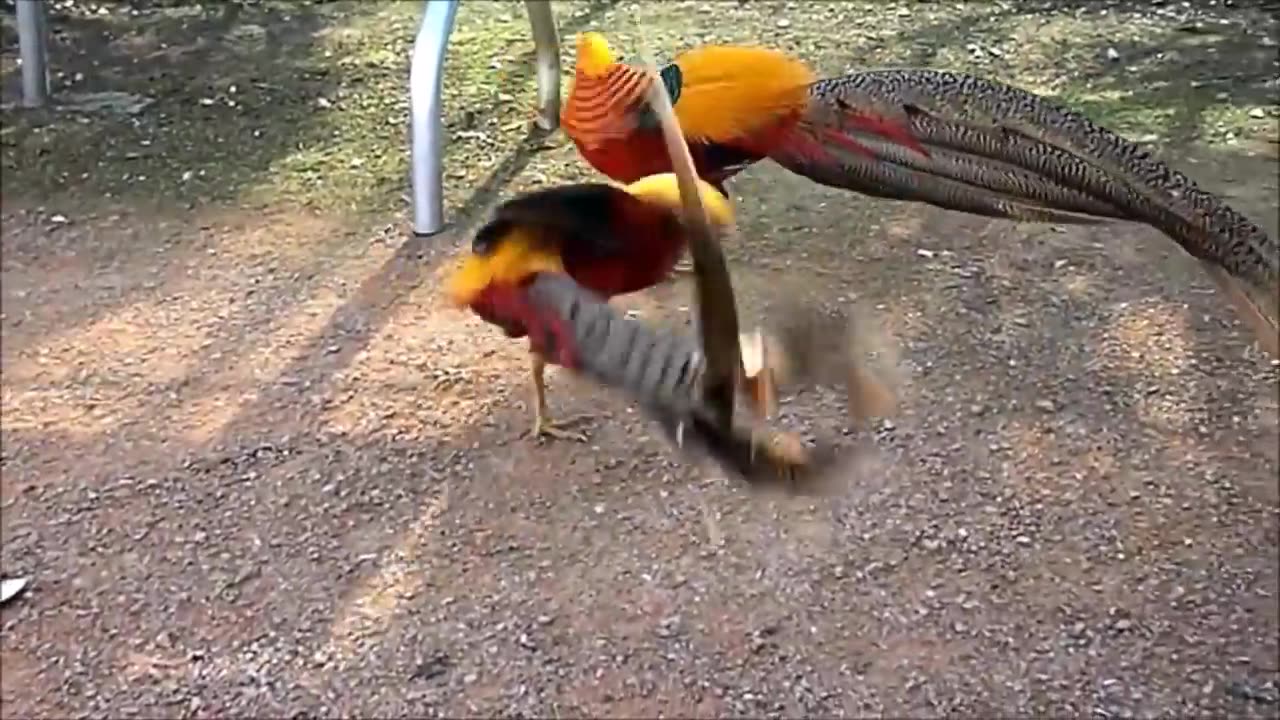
[409,0,562,236]
[409,0,459,237]
[16,0,50,109]
[524,0,560,132]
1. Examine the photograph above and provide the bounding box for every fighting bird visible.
[560,33,1280,358]
[442,56,891,491]
[444,173,739,442]
[561,31,817,194]
[562,31,919,197]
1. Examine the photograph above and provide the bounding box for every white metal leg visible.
[16,0,50,108]
[410,0,561,236]
[525,1,561,132]
[410,0,459,237]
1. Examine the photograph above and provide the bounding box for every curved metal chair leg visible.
[524,1,561,132]
[409,0,561,236]
[17,0,50,108]
[410,0,459,237]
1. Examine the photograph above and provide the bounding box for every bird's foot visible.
[670,262,695,277]
[525,413,592,443]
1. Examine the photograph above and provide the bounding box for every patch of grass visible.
[258,1,565,214]
[1,2,375,211]
[0,1,573,215]
[595,0,1278,147]
[1,0,1275,217]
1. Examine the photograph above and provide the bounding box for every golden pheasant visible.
[560,33,1279,357]
[444,173,736,442]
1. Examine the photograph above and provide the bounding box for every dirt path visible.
[3,1,1278,717]
[3,145,1277,717]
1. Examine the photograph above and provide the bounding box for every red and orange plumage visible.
[564,37,1278,358]
[560,32,926,191]
[561,33,819,189]
[445,173,734,313]
[443,174,737,441]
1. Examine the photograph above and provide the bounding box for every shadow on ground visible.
[1,1,1277,718]
[0,0,616,360]
[1,1,363,209]
[0,0,617,213]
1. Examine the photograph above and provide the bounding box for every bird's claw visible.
[525,414,592,443]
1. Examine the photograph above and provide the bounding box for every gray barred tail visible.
[526,273,706,414]
[807,69,1278,286]
[523,274,842,493]
[826,130,1130,221]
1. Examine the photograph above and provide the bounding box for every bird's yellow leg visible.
[525,352,592,442]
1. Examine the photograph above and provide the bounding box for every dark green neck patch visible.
[636,62,684,130]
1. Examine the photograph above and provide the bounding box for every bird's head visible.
[621,173,736,231]
[444,226,563,309]
[575,31,616,78]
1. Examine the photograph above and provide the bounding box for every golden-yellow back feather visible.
[564,33,817,147]
[670,44,816,143]
[623,173,736,228]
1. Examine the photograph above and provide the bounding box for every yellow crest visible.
[575,32,615,77]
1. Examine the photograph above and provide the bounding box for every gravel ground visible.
[2,1,1278,718]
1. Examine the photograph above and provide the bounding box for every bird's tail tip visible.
[1199,260,1280,360]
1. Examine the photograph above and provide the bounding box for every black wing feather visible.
[473,183,638,260]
